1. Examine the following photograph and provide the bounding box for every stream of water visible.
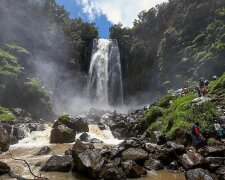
[0,124,185,180]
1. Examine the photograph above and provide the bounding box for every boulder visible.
[122,159,147,177]
[175,128,186,145]
[58,116,89,133]
[28,123,44,132]
[216,166,225,180]
[72,139,94,154]
[40,155,73,172]
[79,132,90,142]
[185,168,218,180]
[150,131,163,144]
[36,146,51,156]
[198,146,225,157]
[0,126,10,152]
[144,159,163,170]
[156,148,177,166]
[0,161,10,175]
[99,166,125,180]
[13,124,29,140]
[98,123,106,130]
[119,138,144,149]
[50,125,75,144]
[72,148,104,178]
[122,148,148,163]
[180,152,203,169]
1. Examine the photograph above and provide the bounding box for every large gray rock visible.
[0,126,10,152]
[58,116,89,133]
[180,152,203,169]
[72,140,104,178]
[198,146,225,157]
[50,125,75,143]
[99,166,125,180]
[185,168,218,180]
[40,155,73,172]
[144,159,163,170]
[122,148,148,162]
[36,146,51,156]
[0,161,10,175]
[122,160,147,178]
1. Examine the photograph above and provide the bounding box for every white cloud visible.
[76,0,168,27]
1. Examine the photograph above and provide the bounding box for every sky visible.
[56,0,167,38]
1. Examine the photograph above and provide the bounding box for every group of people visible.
[191,121,225,147]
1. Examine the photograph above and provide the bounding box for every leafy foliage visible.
[110,0,225,99]
[0,106,15,122]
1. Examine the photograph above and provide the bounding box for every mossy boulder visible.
[50,125,75,144]
[58,115,89,133]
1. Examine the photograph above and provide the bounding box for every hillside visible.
[110,0,225,102]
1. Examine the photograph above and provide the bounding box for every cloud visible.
[76,0,168,27]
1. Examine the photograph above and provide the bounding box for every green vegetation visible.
[58,115,71,122]
[0,106,15,122]
[110,0,225,97]
[142,92,220,137]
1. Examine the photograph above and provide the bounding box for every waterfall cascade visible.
[88,39,123,107]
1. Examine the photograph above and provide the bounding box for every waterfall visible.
[88,39,123,107]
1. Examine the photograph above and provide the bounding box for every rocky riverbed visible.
[0,107,225,179]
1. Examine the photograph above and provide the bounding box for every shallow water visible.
[0,124,185,180]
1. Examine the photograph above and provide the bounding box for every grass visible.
[142,92,220,137]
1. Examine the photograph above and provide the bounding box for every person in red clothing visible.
[191,122,205,145]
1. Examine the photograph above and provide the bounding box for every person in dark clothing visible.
[191,122,205,145]
[197,78,208,97]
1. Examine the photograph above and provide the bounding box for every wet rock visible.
[99,166,125,180]
[169,161,179,170]
[180,152,203,169]
[150,131,163,144]
[65,148,72,156]
[166,141,186,155]
[36,146,51,156]
[58,115,89,133]
[112,128,129,139]
[0,161,10,175]
[185,168,217,180]
[50,125,75,144]
[79,132,90,142]
[0,126,10,152]
[119,138,143,149]
[156,148,177,166]
[28,123,44,132]
[145,143,157,153]
[13,124,30,140]
[204,157,225,172]
[124,164,147,178]
[72,139,94,154]
[41,155,73,172]
[122,148,148,162]
[143,159,163,170]
[198,146,225,157]
[10,136,18,145]
[216,166,225,180]
[98,123,105,130]
[72,148,104,178]
[89,138,103,144]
